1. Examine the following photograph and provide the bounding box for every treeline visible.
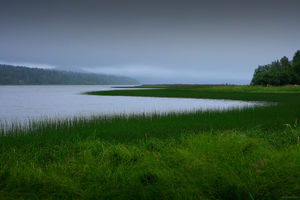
[251,50,300,86]
[0,65,139,85]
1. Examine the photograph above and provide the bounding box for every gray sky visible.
[0,0,300,84]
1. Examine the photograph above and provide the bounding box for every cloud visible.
[1,0,299,84]
[82,65,250,84]
[0,61,56,69]
[82,65,197,78]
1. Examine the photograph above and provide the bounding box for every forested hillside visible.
[0,65,139,85]
[251,50,300,86]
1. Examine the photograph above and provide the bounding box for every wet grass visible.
[1,85,300,199]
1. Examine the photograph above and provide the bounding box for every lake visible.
[0,85,262,124]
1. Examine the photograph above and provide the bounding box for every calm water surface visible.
[0,85,262,124]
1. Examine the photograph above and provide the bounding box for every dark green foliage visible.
[0,64,139,85]
[280,56,290,67]
[251,50,300,86]
[292,50,300,65]
[293,51,300,83]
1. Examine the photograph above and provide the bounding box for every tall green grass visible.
[1,85,300,199]
[1,131,300,199]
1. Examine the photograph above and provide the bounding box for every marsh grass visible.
[1,85,300,199]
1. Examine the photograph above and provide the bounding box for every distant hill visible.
[0,64,139,85]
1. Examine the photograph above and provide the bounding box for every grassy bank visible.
[1,85,300,199]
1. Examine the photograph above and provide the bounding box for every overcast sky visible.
[0,0,300,84]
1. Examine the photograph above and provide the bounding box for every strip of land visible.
[1,85,300,200]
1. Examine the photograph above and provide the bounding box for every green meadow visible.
[1,85,300,199]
